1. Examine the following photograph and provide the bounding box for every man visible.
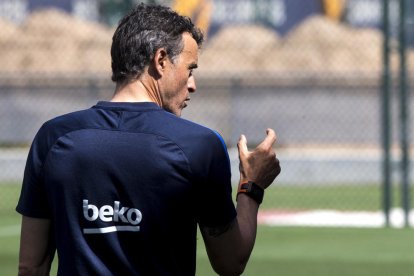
[17,3,280,276]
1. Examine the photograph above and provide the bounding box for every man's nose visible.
[188,75,196,93]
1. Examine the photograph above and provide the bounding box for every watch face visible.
[253,189,261,197]
[249,182,263,203]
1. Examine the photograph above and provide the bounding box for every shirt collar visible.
[93,101,162,112]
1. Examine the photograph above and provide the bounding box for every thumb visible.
[258,128,277,149]
[237,134,249,157]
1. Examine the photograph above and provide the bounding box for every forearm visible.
[18,216,54,276]
[18,260,52,276]
[201,193,260,276]
[234,193,259,263]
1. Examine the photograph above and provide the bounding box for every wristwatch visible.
[237,181,264,204]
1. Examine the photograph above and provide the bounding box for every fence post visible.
[398,0,410,228]
[381,0,392,227]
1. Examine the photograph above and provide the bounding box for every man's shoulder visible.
[35,107,97,142]
[158,112,224,145]
[43,107,95,128]
[154,112,229,163]
[26,107,98,165]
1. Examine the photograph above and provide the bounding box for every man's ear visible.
[152,48,168,77]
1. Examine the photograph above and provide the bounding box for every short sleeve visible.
[195,131,236,227]
[16,129,52,218]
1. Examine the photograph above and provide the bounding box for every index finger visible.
[237,134,249,157]
[257,128,277,149]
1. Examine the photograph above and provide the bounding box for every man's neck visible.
[111,80,155,103]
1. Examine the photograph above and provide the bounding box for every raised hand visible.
[237,128,281,189]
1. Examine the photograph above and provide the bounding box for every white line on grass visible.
[0,224,20,237]
[258,208,414,228]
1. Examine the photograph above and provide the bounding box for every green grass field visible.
[2,182,411,214]
[198,226,414,276]
[1,213,413,276]
[1,183,413,275]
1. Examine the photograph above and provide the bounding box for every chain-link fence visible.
[0,0,413,227]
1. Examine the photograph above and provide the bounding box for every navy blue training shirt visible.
[16,101,237,275]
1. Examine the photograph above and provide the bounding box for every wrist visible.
[237,181,264,205]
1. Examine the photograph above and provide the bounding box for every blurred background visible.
[1,1,414,275]
[0,0,413,228]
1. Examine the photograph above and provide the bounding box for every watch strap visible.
[237,181,264,204]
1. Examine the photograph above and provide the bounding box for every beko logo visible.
[82,199,142,234]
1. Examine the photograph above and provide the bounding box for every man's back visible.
[17,4,280,275]
[17,101,236,275]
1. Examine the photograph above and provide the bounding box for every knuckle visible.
[276,163,281,173]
